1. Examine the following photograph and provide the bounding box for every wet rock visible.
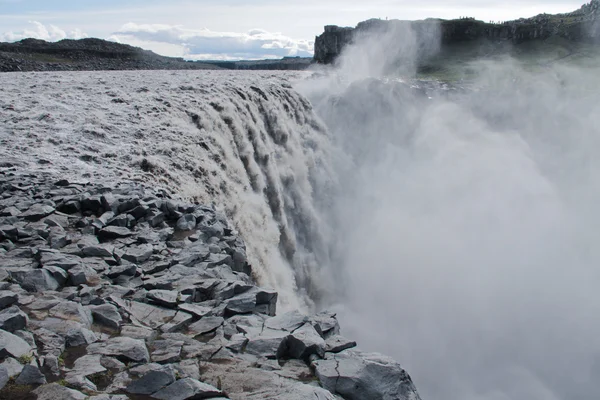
[126,363,176,394]
[87,336,150,363]
[313,350,422,400]
[0,328,33,358]
[151,377,224,400]
[0,305,28,332]
[15,364,47,385]
[32,383,87,400]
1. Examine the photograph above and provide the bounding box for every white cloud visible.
[1,21,88,42]
[112,23,314,60]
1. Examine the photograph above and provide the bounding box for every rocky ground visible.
[0,166,422,399]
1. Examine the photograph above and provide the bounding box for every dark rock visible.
[0,306,28,332]
[187,316,224,335]
[126,363,176,394]
[15,364,47,385]
[121,244,153,264]
[0,291,18,309]
[98,226,133,240]
[106,264,137,279]
[9,268,60,292]
[81,244,113,258]
[0,365,8,390]
[21,203,55,221]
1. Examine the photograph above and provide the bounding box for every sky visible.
[0,1,589,60]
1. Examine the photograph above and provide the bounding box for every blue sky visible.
[0,0,588,60]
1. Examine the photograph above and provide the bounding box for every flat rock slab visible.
[89,304,122,330]
[325,335,357,353]
[87,336,150,363]
[0,328,33,358]
[98,226,133,240]
[21,204,55,221]
[32,383,87,400]
[187,316,224,336]
[151,377,223,400]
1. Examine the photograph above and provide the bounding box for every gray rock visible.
[172,243,210,266]
[151,377,223,400]
[0,328,32,358]
[286,323,326,360]
[65,326,98,347]
[311,311,340,339]
[68,354,106,377]
[9,268,60,292]
[313,350,422,400]
[325,335,357,353]
[120,324,155,340]
[48,301,93,328]
[159,311,193,333]
[32,383,87,400]
[68,265,98,286]
[151,339,184,363]
[245,328,288,359]
[33,327,66,357]
[264,310,307,332]
[177,303,212,318]
[89,304,122,330]
[106,264,137,279]
[87,336,150,363]
[176,214,196,231]
[147,290,179,308]
[21,204,55,221]
[122,244,153,264]
[15,364,47,385]
[0,365,8,391]
[81,245,113,258]
[126,363,176,394]
[1,357,24,378]
[43,265,68,286]
[65,374,97,392]
[124,301,177,329]
[187,316,224,335]
[0,290,18,309]
[0,306,28,332]
[98,226,132,240]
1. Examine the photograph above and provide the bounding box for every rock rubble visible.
[0,167,421,399]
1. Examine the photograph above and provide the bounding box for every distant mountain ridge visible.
[0,37,312,72]
[314,0,600,63]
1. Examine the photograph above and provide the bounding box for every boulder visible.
[176,214,196,231]
[313,350,422,400]
[0,291,18,309]
[9,268,60,292]
[21,204,55,221]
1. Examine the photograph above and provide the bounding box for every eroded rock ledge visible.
[0,167,421,400]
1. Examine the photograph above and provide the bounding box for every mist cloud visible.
[299,21,600,400]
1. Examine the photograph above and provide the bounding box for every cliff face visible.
[314,0,600,63]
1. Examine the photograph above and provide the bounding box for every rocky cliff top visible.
[314,0,600,64]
